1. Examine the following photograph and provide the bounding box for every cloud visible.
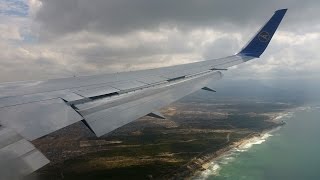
[34,0,320,36]
[226,31,320,80]
[0,0,320,82]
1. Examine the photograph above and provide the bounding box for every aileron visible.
[0,9,288,179]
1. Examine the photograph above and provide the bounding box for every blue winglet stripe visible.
[238,9,287,58]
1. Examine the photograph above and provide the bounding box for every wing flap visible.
[0,90,83,108]
[109,80,147,91]
[0,127,49,179]
[0,9,288,180]
[73,85,119,98]
[79,71,222,136]
[0,98,83,140]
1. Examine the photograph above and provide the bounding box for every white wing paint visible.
[0,9,287,178]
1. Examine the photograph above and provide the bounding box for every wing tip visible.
[276,8,288,12]
[238,8,288,58]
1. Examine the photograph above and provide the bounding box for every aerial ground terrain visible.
[31,90,294,180]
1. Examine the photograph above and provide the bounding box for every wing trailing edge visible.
[0,9,288,179]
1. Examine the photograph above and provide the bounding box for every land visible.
[31,96,293,180]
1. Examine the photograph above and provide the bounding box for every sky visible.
[0,0,320,82]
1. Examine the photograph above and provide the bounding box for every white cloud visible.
[28,0,42,17]
[0,22,22,41]
[0,0,320,83]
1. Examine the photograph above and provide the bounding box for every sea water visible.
[194,106,320,180]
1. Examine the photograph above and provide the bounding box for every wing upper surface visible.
[0,55,250,140]
[0,9,287,178]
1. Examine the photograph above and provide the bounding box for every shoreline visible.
[194,125,284,179]
[167,112,289,180]
[196,126,283,178]
[35,104,299,179]
[190,106,316,179]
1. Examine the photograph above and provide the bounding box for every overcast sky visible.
[0,0,320,82]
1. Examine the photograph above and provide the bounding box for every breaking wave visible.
[192,111,295,180]
[193,130,275,180]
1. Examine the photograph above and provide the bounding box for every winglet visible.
[238,9,287,58]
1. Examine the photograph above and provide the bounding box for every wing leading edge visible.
[0,9,287,177]
[78,8,288,137]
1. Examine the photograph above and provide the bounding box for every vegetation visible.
[34,101,292,179]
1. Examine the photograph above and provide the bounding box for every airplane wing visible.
[0,9,287,178]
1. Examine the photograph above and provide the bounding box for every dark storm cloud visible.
[36,0,320,37]
[1,0,320,82]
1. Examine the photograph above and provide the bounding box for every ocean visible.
[194,106,320,180]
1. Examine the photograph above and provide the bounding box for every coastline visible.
[167,112,289,180]
[36,103,299,179]
[193,126,284,179]
[190,105,320,180]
